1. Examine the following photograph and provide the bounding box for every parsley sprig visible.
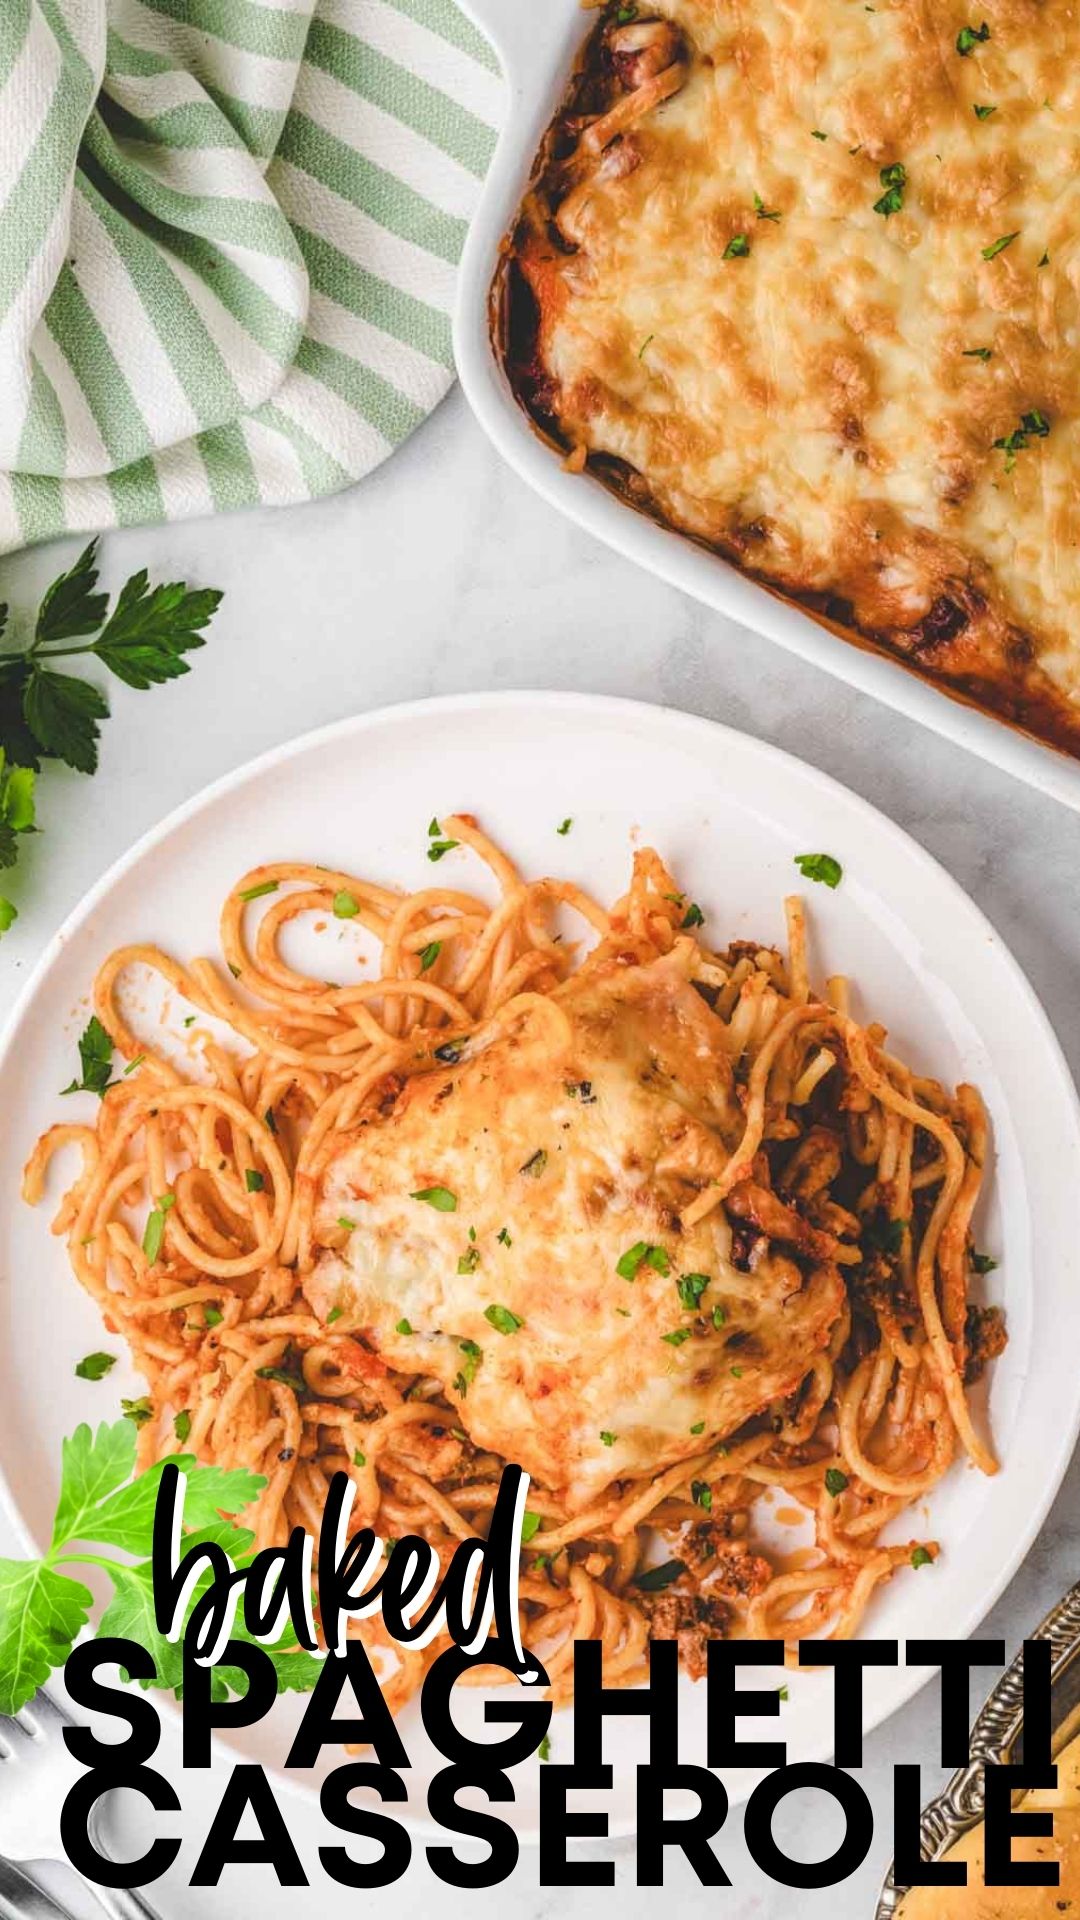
[0,540,222,932]
[0,1419,321,1716]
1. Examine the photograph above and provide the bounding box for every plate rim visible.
[2,688,1079,1840]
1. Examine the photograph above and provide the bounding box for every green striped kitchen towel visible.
[0,0,501,553]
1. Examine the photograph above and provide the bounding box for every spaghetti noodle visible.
[24,819,1004,1705]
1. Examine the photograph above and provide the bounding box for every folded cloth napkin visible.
[0,0,500,552]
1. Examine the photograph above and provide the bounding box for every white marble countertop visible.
[1,388,1078,1920]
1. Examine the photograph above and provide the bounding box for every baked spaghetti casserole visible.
[498,0,1080,756]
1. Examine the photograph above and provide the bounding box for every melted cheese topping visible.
[897,1727,1080,1918]
[509,0,1080,751]
[307,939,844,1512]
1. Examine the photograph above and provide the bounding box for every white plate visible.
[452,0,1080,814]
[1,691,1078,1843]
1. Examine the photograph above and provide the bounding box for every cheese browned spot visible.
[501,0,1080,757]
[307,938,844,1513]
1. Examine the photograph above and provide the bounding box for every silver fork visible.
[0,1694,161,1920]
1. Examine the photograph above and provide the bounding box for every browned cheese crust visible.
[498,0,1080,757]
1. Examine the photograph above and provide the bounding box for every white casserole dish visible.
[451,0,1080,814]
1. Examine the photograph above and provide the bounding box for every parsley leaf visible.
[90,573,222,690]
[61,1015,115,1097]
[873,161,907,218]
[633,1558,686,1592]
[0,544,222,934]
[419,941,441,972]
[973,102,996,117]
[956,19,990,53]
[722,234,750,260]
[963,346,993,361]
[911,1544,933,1568]
[35,541,109,645]
[24,670,109,776]
[754,191,781,221]
[794,851,843,888]
[75,1352,116,1381]
[825,1466,849,1497]
[411,1185,457,1211]
[982,231,1019,260]
[484,1304,524,1335]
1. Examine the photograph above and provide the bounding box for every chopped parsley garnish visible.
[730,1364,744,1378]
[263,1107,277,1133]
[911,1545,933,1568]
[453,1339,482,1396]
[203,1306,223,1328]
[457,1246,481,1274]
[616,1241,669,1281]
[183,1015,196,1028]
[994,408,1050,471]
[690,1480,713,1511]
[256,1365,306,1392]
[337,1215,356,1231]
[600,1430,617,1446]
[427,819,460,862]
[141,1192,175,1265]
[411,1185,458,1211]
[864,1211,906,1256]
[680,902,705,928]
[676,1272,709,1311]
[396,1318,414,1336]
[970,1249,999,1274]
[245,1168,265,1193]
[61,1015,115,1098]
[497,1226,512,1246]
[419,941,441,972]
[633,1558,686,1592]
[538,1733,551,1761]
[963,347,993,361]
[326,1306,343,1325]
[825,1466,849,1497]
[956,19,990,53]
[712,1303,728,1329]
[519,1149,547,1178]
[690,1420,705,1435]
[353,1449,366,1467]
[779,1686,790,1701]
[753,191,781,221]
[794,851,842,888]
[332,890,359,918]
[722,234,750,260]
[556,817,573,834]
[121,1396,153,1428]
[873,162,907,219]
[173,1409,191,1443]
[615,1,637,20]
[123,1054,145,1076]
[484,1304,523,1336]
[238,879,278,903]
[75,1352,115,1381]
[521,1510,542,1544]
[973,102,996,118]
[1039,250,1050,267]
[662,1327,693,1347]
[811,129,828,140]
[982,231,1019,260]
[565,1079,596,1103]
